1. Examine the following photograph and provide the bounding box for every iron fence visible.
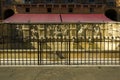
[0,23,120,65]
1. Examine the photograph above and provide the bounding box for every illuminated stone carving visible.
[116,0,120,7]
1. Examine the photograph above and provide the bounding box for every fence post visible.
[38,39,42,65]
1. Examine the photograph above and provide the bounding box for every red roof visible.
[4,14,61,23]
[61,14,113,23]
[4,14,114,23]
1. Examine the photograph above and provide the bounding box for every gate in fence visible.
[0,23,120,65]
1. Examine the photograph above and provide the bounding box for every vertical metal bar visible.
[56,37,58,65]
[2,23,4,65]
[6,24,9,65]
[38,38,40,65]
[0,23,1,65]
[103,36,105,65]
[17,24,20,65]
[53,37,55,65]
[99,34,102,65]
[102,36,104,65]
[72,24,74,65]
[50,36,52,65]
[104,36,106,65]
[17,24,21,65]
[92,24,94,65]
[21,24,24,65]
[14,24,17,65]
[48,26,53,65]
[111,37,113,65]
[3,24,5,65]
[0,23,3,65]
[33,24,36,65]
[34,30,36,65]
[10,24,12,65]
[40,37,42,65]
[106,24,108,65]
[69,24,71,65]
[86,36,91,65]
[115,37,117,65]
[108,37,110,65]
[81,36,83,65]
[96,36,98,65]
[77,24,79,65]
[118,36,120,65]
[45,25,47,65]
[30,24,32,65]
[5,24,8,65]
[45,37,48,65]
[102,24,104,65]
[25,24,29,65]
[64,36,67,65]
[84,24,87,65]
[60,33,62,65]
